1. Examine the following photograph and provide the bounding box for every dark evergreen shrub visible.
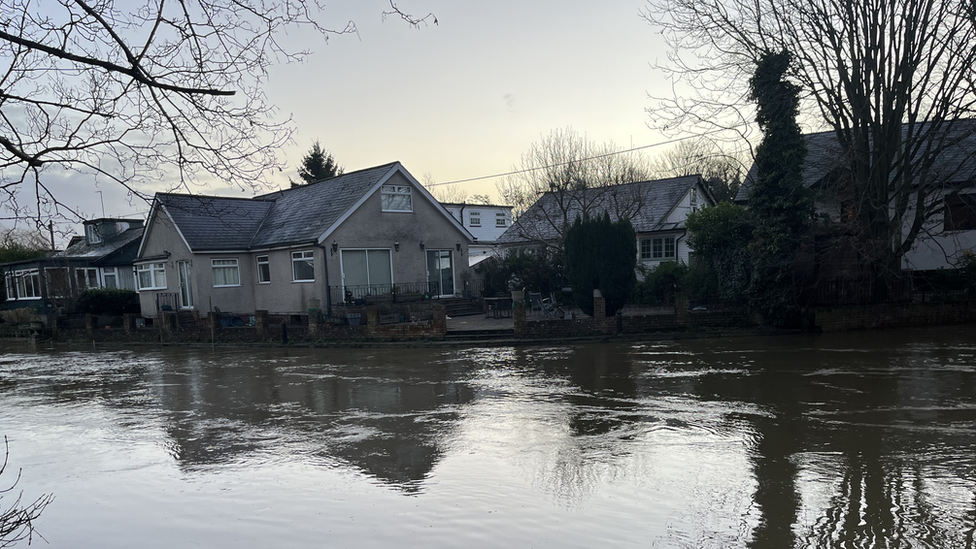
[75,288,141,315]
[564,213,636,316]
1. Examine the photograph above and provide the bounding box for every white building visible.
[441,202,514,267]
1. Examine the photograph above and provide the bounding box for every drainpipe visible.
[316,242,332,317]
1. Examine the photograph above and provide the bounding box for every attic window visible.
[469,211,481,227]
[381,185,413,212]
[85,224,102,244]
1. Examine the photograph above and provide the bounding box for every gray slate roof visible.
[736,119,976,202]
[153,162,403,251]
[55,225,144,262]
[496,175,703,245]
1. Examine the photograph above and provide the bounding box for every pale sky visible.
[38,0,678,242]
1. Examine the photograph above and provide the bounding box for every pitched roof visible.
[496,175,704,245]
[146,162,465,253]
[249,162,398,248]
[156,194,274,251]
[736,119,976,202]
[55,223,144,261]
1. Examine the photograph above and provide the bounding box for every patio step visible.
[441,298,483,317]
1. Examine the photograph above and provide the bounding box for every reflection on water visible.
[1,327,975,548]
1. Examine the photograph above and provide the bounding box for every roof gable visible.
[496,175,705,245]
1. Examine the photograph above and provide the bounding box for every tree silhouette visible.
[291,141,343,187]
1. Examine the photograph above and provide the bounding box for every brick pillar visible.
[254,310,269,332]
[513,299,526,337]
[45,313,59,338]
[123,313,137,333]
[431,304,447,337]
[308,312,319,335]
[365,306,379,337]
[85,314,96,335]
[592,289,606,318]
[675,292,689,325]
[161,311,176,333]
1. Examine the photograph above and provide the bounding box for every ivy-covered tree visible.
[564,213,637,316]
[291,141,343,187]
[746,50,813,323]
[685,202,754,304]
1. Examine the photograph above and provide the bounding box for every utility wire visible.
[427,134,701,187]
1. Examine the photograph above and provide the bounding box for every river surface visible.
[1,328,975,548]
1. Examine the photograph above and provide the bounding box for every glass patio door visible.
[178,260,193,309]
[426,250,454,297]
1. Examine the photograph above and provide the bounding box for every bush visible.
[0,308,38,324]
[75,288,140,315]
[564,213,637,316]
[632,262,689,306]
[476,247,566,298]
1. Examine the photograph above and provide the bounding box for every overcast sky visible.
[45,0,677,241]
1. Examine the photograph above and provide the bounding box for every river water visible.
[1,327,974,548]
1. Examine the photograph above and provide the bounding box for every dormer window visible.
[85,224,102,244]
[470,211,481,227]
[381,185,413,212]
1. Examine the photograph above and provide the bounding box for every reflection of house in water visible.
[148,355,475,491]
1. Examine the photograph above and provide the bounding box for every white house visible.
[440,202,514,266]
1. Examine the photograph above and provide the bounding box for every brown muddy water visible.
[1,327,974,548]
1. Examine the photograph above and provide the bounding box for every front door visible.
[426,250,454,297]
[178,260,193,309]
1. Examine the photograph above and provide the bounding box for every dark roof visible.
[156,194,274,251]
[496,175,704,245]
[736,119,976,202]
[55,224,144,261]
[150,162,436,252]
[249,162,398,248]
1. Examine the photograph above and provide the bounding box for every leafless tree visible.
[1,437,54,548]
[644,0,976,286]
[422,172,468,204]
[0,0,433,227]
[496,128,652,246]
[650,138,746,202]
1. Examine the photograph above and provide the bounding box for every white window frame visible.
[75,267,99,291]
[256,255,271,284]
[469,210,481,227]
[211,258,241,287]
[11,269,41,300]
[640,237,677,261]
[292,250,315,282]
[136,262,167,290]
[102,267,118,289]
[496,212,508,227]
[380,185,413,212]
[4,271,17,300]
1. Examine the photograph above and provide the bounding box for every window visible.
[640,236,676,260]
[137,263,166,290]
[496,212,508,227]
[4,272,16,300]
[381,185,413,212]
[212,258,240,287]
[944,194,976,231]
[85,224,102,245]
[469,211,481,227]
[9,269,41,299]
[102,267,118,289]
[256,255,271,283]
[45,268,70,297]
[76,267,99,290]
[341,249,392,293]
[690,188,700,212]
[292,251,315,282]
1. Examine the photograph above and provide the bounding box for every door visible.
[426,250,454,297]
[340,249,393,301]
[178,260,193,309]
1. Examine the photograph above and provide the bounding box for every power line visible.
[428,134,700,187]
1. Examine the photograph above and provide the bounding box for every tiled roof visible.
[156,194,274,251]
[152,162,401,251]
[249,163,397,248]
[736,119,976,202]
[496,175,702,245]
[55,226,144,260]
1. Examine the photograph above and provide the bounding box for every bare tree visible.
[0,0,434,226]
[644,0,976,287]
[650,139,745,202]
[496,128,652,246]
[1,437,54,548]
[421,172,468,204]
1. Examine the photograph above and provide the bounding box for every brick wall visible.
[814,301,976,332]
